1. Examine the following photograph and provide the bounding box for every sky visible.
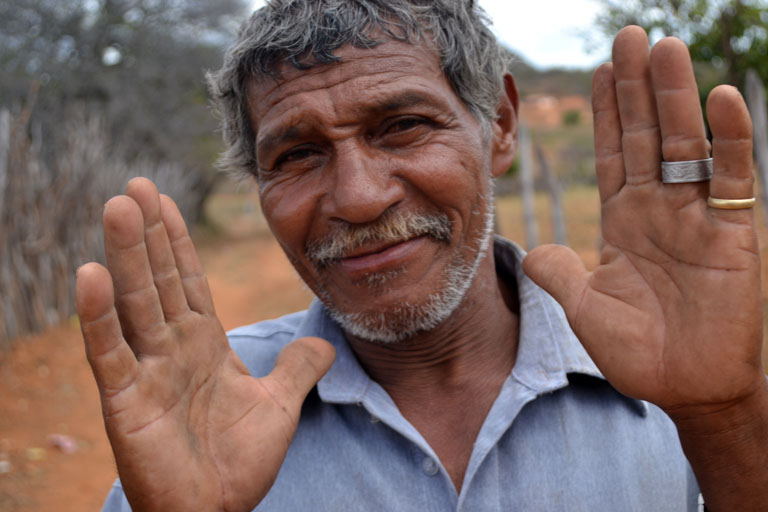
[477,0,610,69]
[249,0,611,70]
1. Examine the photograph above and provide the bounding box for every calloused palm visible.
[523,28,764,412]
[75,178,335,512]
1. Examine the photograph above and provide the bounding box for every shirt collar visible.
[297,236,645,415]
[294,300,369,404]
[493,237,603,390]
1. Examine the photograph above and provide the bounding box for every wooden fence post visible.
[744,70,768,371]
[745,69,768,228]
[535,143,568,246]
[0,109,9,346]
[519,124,538,249]
[0,109,9,216]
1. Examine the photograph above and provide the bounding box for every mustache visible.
[305,210,452,268]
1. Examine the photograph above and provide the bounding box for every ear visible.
[490,73,519,178]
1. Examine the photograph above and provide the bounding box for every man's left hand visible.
[522,26,767,511]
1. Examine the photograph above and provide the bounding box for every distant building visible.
[519,94,592,128]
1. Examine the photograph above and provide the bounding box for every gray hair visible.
[207,0,510,179]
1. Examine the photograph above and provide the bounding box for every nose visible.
[324,141,405,224]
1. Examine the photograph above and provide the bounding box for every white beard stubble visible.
[307,186,496,344]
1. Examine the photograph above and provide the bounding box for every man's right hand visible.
[75,177,335,512]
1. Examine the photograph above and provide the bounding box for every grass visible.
[199,181,272,240]
[496,186,601,268]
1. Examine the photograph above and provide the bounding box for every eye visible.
[276,146,317,165]
[384,117,428,135]
[262,145,325,178]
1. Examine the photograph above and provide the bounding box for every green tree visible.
[0,0,248,168]
[593,0,768,92]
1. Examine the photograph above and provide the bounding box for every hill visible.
[505,48,594,98]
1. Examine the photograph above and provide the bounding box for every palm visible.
[75,179,333,512]
[98,320,286,510]
[577,182,761,407]
[524,27,764,412]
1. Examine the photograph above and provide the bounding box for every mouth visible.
[343,237,412,259]
[305,210,453,271]
[337,236,428,276]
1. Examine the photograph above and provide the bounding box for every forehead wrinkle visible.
[249,40,453,150]
[254,72,442,138]
[256,64,427,116]
[259,81,451,150]
[256,120,311,156]
[251,40,441,112]
[256,97,335,152]
[355,89,451,121]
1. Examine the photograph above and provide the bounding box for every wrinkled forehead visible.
[245,38,453,127]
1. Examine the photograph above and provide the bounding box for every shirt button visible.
[421,456,439,476]
[368,414,380,424]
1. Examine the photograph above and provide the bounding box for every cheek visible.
[398,140,489,213]
[397,140,492,262]
[259,181,321,263]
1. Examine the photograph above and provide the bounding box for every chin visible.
[322,210,495,344]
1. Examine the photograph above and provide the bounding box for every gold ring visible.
[707,196,756,210]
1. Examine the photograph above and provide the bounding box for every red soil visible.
[0,233,313,512]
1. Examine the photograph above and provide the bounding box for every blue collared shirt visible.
[103,238,700,511]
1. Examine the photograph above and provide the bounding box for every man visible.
[76,1,768,510]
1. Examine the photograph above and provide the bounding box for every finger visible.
[612,26,662,185]
[159,194,215,314]
[76,263,139,393]
[650,37,710,162]
[592,62,625,202]
[104,195,168,354]
[522,244,590,321]
[706,85,755,219]
[126,178,189,319]
[266,337,335,410]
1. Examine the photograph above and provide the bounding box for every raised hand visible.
[523,26,767,510]
[524,25,763,412]
[75,178,335,512]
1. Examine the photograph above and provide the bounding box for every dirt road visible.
[0,221,313,511]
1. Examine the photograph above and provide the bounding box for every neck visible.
[346,246,519,492]
[347,245,520,402]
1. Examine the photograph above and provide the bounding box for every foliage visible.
[562,109,582,127]
[593,0,768,91]
[0,0,250,343]
[0,107,212,346]
[0,0,248,169]
[504,155,520,178]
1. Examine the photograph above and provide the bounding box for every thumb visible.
[268,337,336,406]
[522,244,590,319]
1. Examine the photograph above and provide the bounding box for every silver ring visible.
[661,158,713,183]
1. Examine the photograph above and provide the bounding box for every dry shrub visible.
[0,108,214,348]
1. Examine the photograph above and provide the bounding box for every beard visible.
[304,189,495,344]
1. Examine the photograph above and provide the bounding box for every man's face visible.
[247,39,504,343]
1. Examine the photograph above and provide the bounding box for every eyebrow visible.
[256,90,444,155]
[257,122,312,159]
[360,90,439,116]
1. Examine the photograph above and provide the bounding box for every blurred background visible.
[1,0,767,509]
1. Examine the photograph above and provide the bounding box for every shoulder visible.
[506,374,698,507]
[523,373,687,471]
[226,310,309,378]
[102,479,131,512]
